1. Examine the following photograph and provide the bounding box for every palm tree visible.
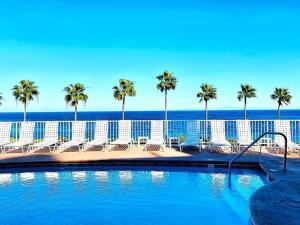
[237,84,257,119]
[63,83,88,121]
[0,92,3,106]
[197,83,217,139]
[271,88,292,120]
[113,79,136,120]
[197,83,217,121]
[12,80,39,121]
[156,71,177,121]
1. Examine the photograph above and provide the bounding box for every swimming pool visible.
[0,166,267,225]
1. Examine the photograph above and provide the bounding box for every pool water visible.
[0,166,267,225]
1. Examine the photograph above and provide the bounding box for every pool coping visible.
[0,159,260,169]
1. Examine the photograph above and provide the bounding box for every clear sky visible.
[0,0,299,112]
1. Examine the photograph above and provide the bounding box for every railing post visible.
[283,134,287,172]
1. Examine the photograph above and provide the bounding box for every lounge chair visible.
[83,121,109,151]
[0,122,12,153]
[28,121,59,153]
[235,120,257,152]
[59,121,86,152]
[145,120,165,151]
[179,121,201,152]
[2,122,35,153]
[110,120,132,150]
[273,120,300,154]
[209,120,232,152]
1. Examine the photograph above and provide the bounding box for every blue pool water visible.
[0,167,267,225]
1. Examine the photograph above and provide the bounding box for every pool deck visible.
[250,154,300,225]
[0,147,299,225]
[0,147,261,166]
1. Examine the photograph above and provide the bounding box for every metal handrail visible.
[228,132,288,182]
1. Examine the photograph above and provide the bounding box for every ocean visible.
[0,110,299,121]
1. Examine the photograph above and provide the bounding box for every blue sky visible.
[0,0,299,112]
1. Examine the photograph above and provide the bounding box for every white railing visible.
[6,120,300,145]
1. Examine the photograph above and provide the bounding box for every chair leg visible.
[211,144,215,152]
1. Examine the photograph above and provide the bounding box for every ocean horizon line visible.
[0,109,300,114]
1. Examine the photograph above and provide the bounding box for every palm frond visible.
[271,87,292,107]
[197,83,217,103]
[239,84,257,99]
[12,80,39,105]
[63,83,88,108]
[156,70,177,93]
[0,92,3,106]
[237,91,243,101]
[112,79,136,101]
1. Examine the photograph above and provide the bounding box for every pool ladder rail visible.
[228,132,288,184]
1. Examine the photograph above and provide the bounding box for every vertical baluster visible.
[293,120,296,143]
[16,122,19,141]
[298,120,300,144]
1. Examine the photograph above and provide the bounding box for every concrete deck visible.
[250,154,300,225]
[0,147,261,166]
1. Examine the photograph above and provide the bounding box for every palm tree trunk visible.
[164,90,168,121]
[244,97,247,120]
[205,100,208,139]
[277,104,281,120]
[74,105,78,121]
[24,103,27,122]
[122,97,125,120]
[164,90,168,138]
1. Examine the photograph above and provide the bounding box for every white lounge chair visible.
[274,120,300,154]
[28,121,59,153]
[236,120,256,152]
[110,120,132,150]
[2,122,35,153]
[179,121,201,152]
[59,121,86,152]
[83,121,109,151]
[0,122,12,153]
[209,120,232,152]
[145,120,165,151]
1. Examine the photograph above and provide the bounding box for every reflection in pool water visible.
[0,173,12,185]
[20,172,35,182]
[151,171,165,184]
[0,167,267,225]
[119,171,133,184]
[72,171,87,181]
[95,171,109,181]
[45,172,59,181]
